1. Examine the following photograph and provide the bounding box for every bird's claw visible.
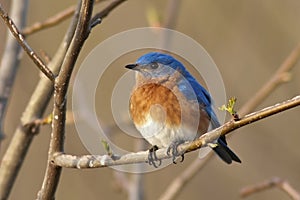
[147,145,162,168]
[166,141,185,164]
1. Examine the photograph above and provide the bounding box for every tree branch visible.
[90,0,126,28]
[52,95,300,168]
[37,0,94,199]
[0,4,55,81]
[240,177,300,200]
[0,3,80,200]
[22,0,103,35]
[0,0,29,144]
[22,5,76,36]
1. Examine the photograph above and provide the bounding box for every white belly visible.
[135,114,197,148]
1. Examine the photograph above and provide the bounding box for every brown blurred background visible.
[1,0,300,199]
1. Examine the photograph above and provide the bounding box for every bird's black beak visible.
[125,64,138,70]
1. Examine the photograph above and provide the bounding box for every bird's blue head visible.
[136,52,184,69]
[125,52,189,78]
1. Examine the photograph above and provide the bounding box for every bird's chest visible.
[129,83,203,148]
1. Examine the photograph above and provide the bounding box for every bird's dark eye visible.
[150,62,159,69]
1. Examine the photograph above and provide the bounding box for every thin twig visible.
[240,177,300,200]
[158,153,213,200]
[239,42,300,116]
[23,5,75,35]
[53,95,300,168]
[22,0,103,35]
[0,4,55,81]
[37,0,94,199]
[90,0,126,28]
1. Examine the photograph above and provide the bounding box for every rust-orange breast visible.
[129,82,211,137]
[129,83,182,127]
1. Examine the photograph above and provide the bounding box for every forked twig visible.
[0,5,55,81]
[240,177,300,200]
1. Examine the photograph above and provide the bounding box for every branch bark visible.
[240,177,300,200]
[22,5,77,36]
[0,4,55,81]
[37,0,94,199]
[52,95,300,168]
[90,0,126,28]
[22,0,103,35]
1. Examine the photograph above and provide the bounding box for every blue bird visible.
[125,52,241,167]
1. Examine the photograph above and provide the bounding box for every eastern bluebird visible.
[125,52,241,167]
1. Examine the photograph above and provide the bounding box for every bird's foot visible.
[166,141,185,164]
[147,145,162,168]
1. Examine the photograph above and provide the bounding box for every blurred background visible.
[0,0,300,199]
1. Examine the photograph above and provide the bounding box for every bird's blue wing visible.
[184,75,221,129]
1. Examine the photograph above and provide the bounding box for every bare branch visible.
[53,95,300,168]
[0,4,55,81]
[22,5,75,35]
[90,0,126,28]
[158,154,213,200]
[22,0,103,35]
[0,0,29,144]
[239,42,300,116]
[37,0,94,199]
[240,177,300,200]
[0,2,81,200]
